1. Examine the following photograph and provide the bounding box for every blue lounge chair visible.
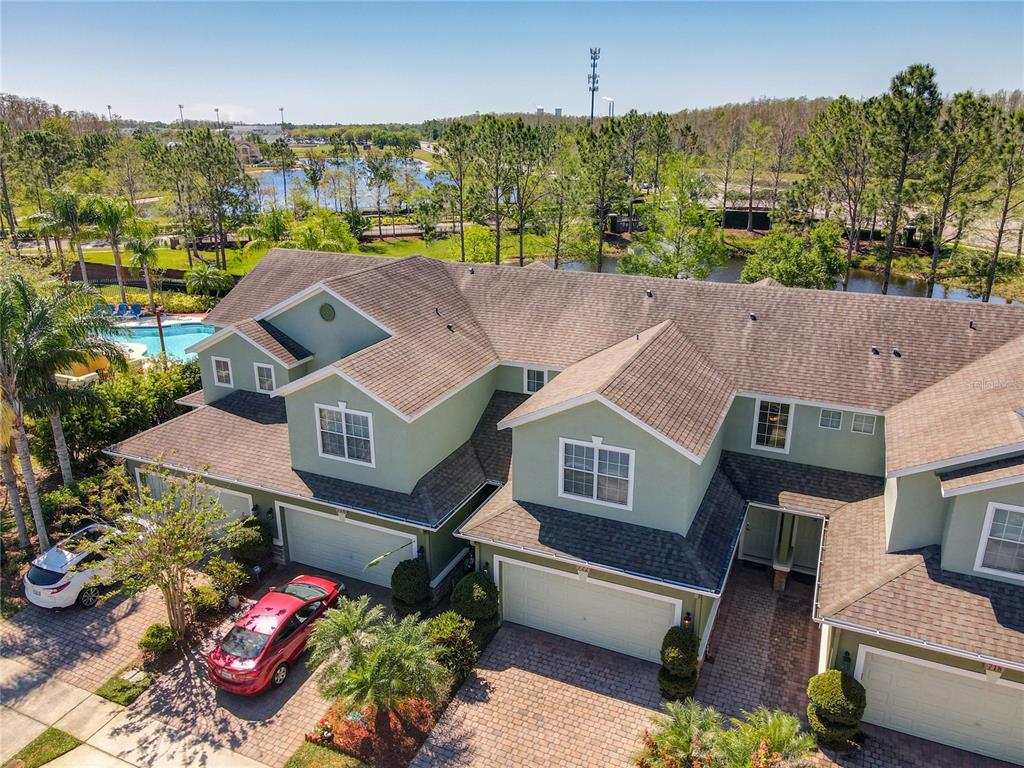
[130,303,143,318]
[92,303,105,316]
[107,304,116,314]
[115,303,128,317]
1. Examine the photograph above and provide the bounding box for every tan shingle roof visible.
[938,455,1024,495]
[501,321,734,460]
[884,336,1024,474]
[817,493,1024,667]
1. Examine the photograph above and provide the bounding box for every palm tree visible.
[90,196,135,306]
[124,225,160,313]
[49,189,93,285]
[638,699,724,767]
[237,207,293,255]
[307,596,451,737]
[721,707,816,766]
[0,393,29,548]
[184,262,233,309]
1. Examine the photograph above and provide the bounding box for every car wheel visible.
[271,662,289,687]
[76,586,100,609]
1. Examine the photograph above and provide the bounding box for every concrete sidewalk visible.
[0,657,267,768]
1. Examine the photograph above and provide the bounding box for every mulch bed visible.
[311,700,438,768]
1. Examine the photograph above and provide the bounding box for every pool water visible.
[106,322,215,359]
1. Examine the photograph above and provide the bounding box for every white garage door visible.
[137,470,252,525]
[283,504,414,587]
[859,647,1024,763]
[498,558,679,662]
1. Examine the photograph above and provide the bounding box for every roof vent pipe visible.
[645,288,653,298]
[469,267,475,275]
[892,348,901,358]
[969,319,976,331]
[749,312,757,321]
[446,323,455,333]
[434,307,441,317]
[871,346,880,355]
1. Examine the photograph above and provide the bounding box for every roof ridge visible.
[596,320,675,392]
[320,255,413,285]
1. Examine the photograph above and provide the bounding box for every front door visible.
[740,506,779,563]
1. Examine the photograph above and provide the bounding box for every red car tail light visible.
[48,582,72,594]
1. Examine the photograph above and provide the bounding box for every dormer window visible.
[851,413,877,435]
[316,402,374,466]
[752,399,792,453]
[558,437,634,509]
[975,502,1024,580]
[525,368,547,393]
[212,357,233,388]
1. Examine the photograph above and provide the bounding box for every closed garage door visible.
[138,471,252,526]
[284,504,415,588]
[499,558,679,663]
[859,647,1024,763]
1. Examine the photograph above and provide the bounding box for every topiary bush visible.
[806,669,867,746]
[223,517,270,565]
[391,557,430,615]
[186,584,221,617]
[451,571,499,621]
[657,624,700,701]
[657,665,698,701]
[139,623,176,655]
[426,610,479,681]
[204,556,250,599]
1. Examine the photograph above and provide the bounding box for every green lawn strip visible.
[8,728,80,768]
[284,742,367,768]
[1,593,27,620]
[95,666,154,706]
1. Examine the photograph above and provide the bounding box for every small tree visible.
[740,221,844,289]
[89,465,224,635]
[185,262,233,309]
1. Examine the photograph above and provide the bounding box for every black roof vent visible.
[749,312,757,321]
[871,346,880,355]
[469,267,475,275]
[446,323,455,333]
[892,348,901,358]
[969,319,976,331]
[645,288,653,298]
[434,307,442,317]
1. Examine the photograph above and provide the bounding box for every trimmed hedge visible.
[223,517,270,565]
[451,572,499,621]
[186,584,221,617]
[657,624,700,701]
[657,666,698,700]
[806,670,866,746]
[139,623,176,655]
[391,557,430,613]
[426,611,478,681]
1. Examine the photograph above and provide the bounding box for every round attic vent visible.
[319,303,336,322]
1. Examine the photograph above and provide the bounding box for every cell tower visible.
[588,48,601,126]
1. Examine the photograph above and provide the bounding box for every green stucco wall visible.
[510,400,721,535]
[884,472,948,552]
[941,483,1024,586]
[720,397,885,476]
[270,290,389,371]
[198,333,299,404]
[494,364,563,394]
[284,367,498,494]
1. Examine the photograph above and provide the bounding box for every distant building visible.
[236,140,262,165]
[228,124,284,143]
[554,107,563,117]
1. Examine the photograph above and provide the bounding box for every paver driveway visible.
[412,623,663,768]
[123,566,389,768]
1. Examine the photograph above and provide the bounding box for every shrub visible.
[806,670,866,746]
[657,665,698,701]
[661,625,699,677]
[186,584,221,617]
[391,557,430,613]
[205,556,250,599]
[450,571,498,621]
[425,611,478,681]
[223,517,270,564]
[138,623,176,655]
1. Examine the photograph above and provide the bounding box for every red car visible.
[207,574,345,695]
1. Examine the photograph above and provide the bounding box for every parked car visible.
[207,575,345,695]
[23,524,118,609]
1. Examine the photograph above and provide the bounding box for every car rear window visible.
[220,626,270,659]
[280,582,327,601]
[27,565,65,586]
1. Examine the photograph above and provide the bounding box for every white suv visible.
[24,524,116,609]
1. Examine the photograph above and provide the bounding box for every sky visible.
[2,1,1022,125]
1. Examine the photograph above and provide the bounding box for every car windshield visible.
[27,565,65,586]
[280,582,327,601]
[220,626,270,659]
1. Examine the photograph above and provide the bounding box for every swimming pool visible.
[105,322,216,359]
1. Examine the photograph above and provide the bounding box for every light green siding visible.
[270,290,389,371]
[197,333,299,404]
[941,483,1024,586]
[719,397,885,477]
[510,400,722,535]
[494,364,562,394]
[884,472,948,552]
[284,367,497,494]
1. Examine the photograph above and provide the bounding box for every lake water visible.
[251,158,437,211]
[554,256,1017,305]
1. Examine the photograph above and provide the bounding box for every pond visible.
[553,256,1017,304]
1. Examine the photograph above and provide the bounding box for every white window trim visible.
[275,500,417,555]
[818,408,843,431]
[750,397,794,454]
[850,412,877,436]
[211,356,233,388]
[557,436,635,511]
[523,367,549,394]
[314,401,376,468]
[973,501,1024,583]
[253,362,276,393]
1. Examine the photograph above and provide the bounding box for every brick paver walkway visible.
[412,623,663,768]
[0,589,165,690]
[125,566,389,768]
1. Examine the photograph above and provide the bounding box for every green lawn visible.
[8,728,80,768]
[284,742,366,768]
[96,666,154,706]
[80,247,258,274]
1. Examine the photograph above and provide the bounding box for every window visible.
[525,368,547,393]
[976,503,1024,578]
[316,403,374,465]
[752,399,792,453]
[212,357,233,388]
[819,409,842,430]
[851,413,877,435]
[254,363,276,393]
[559,437,634,508]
